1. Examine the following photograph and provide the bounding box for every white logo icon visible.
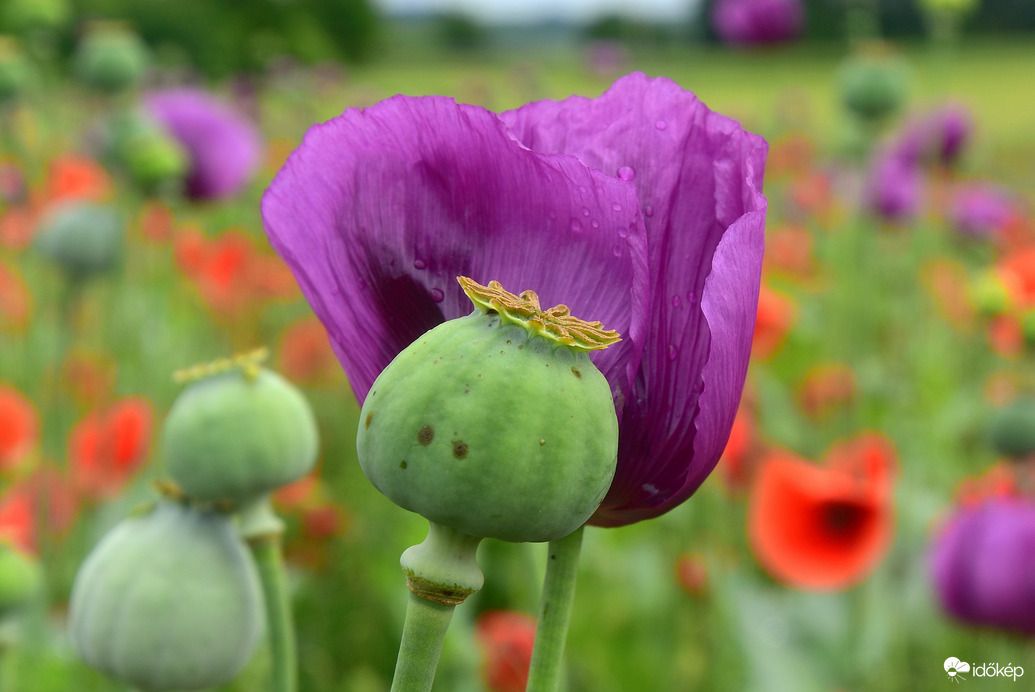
[945,657,970,683]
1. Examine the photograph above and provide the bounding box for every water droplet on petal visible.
[413,259,427,270]
[668,344,678,361]
[548,210,558,220]
[570,219,583,232]
[618,226,628,238]
[655,120,668,130]
[617,166,635,181]
[612,202,623,212]
[671,295,681,308]
[612,243,623,257]
[591,219,600,229]
[430,288,444,303]
[687,291,696,304]
[644,206,654,217]
[581,207,591,217]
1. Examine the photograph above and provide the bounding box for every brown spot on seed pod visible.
[571,366,581,378]
[365,412,373,429]
[418,425,434,445]
[400,460,407,469]
[452,440,468,459]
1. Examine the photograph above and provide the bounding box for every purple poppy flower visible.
[863,150,923,222]
[262,72,767,529]
[929,499,1035,636]
[144,88,262,201]
[950,183,1017,238]
[893,102,972,168]
[711,0,805,46]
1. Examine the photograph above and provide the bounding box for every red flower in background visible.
[954,464,1019,507]
[0,384,37,471]
[69,398,153,499]
[716,404,765,494]
[273,472,350,569]
[0,469,79,554]
[475,610,537,692]
[174,227,297,319]
[748,433,896,590]
[62,350,117,407]
[277,316,343,386]
[763,224,815,281]
[40,154,112,205]
[796,363,857,420]
[137,200,175,243]
[674,552,710,598]
[752,283,796,359]
[0,260,32,332]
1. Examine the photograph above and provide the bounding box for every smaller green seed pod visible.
[120,129,189,192]
[988,397,1035,459]
[74,21,149,94]
[68,500,263,692]
[838,44,909,124]
[358,277,620,543]
[163,353,319,504]
[0,543,40,617]
[33,202,123,280]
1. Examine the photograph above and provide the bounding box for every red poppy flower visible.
[0,469,79,554]
[763,224,814,281]
[276,317,342,386]
[748,433,896,591]
[674,552,709,598]
[0,384,37,471]
[41,154,112,205]
[954,464,1018,507]
[174,227,297,319]
[716,404,763,494]
[0,260,32,333]
[475,610,537,692]
[0,206,34,250]
[752,283,796,359]
[796,363,857,420]
[137,200,175,243]
[996,245,1035,308]
[69,398,153,499]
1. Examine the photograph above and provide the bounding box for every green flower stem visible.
[239,496,296,692]
[526,525,585,692]
[392,522,484,692]
[391,593,456,692]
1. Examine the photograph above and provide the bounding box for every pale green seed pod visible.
[163,359,319,504]
[68,500,263,692]
[74,21,149,94]
[357,277,620,543]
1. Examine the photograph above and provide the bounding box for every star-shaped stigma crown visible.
[457,276,620,351]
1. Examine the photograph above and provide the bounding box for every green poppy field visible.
[2,17,1035,692]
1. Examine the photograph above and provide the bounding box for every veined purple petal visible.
[262,95,649,407]
[145,88,262,201]
[502,73,767,526]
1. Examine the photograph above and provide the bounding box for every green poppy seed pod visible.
[33,202,123,279]
[68,500,263,692]
[838,45,909,123]
[163,355,319,504]
[988,397,1035,459]
[121,129,189,192]
[0,543,40,617]
[74,21,149,94]
[969,271,1013,317]
[358,277,620,543]
[0,37,29,103]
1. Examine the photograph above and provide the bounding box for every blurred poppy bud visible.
[838,44,909,124]
[987,396,1035,459]
[33,202,123,280]
[74,21,148,94]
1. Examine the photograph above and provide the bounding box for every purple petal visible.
[145,88,262,201]
[502,73,767,526]
[262,95,649,405]
[712,0,805,46]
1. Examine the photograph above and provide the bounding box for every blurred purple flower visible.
[863,150,923,222]
[950,183,1017,238]
[711,0,805,46]
[144,88,262,201]
[262,72,767,528]
[929,499,1035,636]
[893,102,972,168]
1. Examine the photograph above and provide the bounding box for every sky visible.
[374,0,702,24]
